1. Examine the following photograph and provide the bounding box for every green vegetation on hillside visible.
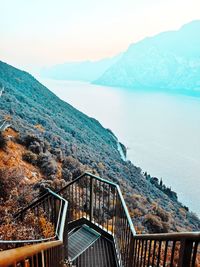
[0,60,199,233]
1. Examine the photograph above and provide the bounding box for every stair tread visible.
[68,224,100,261]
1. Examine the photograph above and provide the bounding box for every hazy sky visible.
[1,0,200,71]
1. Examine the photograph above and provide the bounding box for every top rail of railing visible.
[134,231,200,240]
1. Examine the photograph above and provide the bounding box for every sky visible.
[1,0,200,71]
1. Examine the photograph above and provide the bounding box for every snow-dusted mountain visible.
[95,21,200,95]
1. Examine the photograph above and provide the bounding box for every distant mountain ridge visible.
[40,54,122,82]
[94,20,200,94]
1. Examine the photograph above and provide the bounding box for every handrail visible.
[0,240,62,267]
[135,231,200,240]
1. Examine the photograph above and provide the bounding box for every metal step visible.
[68,224,101,261]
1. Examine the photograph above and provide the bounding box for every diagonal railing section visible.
[58,172,136,266]
[0,189,68,266]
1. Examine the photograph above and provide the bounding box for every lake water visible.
[40,79,200,216]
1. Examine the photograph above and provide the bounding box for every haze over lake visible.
[40,79,200,217]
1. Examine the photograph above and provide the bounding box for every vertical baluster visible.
[94,178,97,222]
[136,239,142,267]
[191,241,198,267]
[121,202,126,263]
[89,177,94,222]
[123,218,129,266]
[147,239,152,267]
[71,184,73,221]
[170,241,176,267]
[98,180,101,226]
[139,239,144,267]
[128,234,135,267]
[133,239,139,266]
[107,184,110,232]
[102,182,105,228]
[178,238,193,267]
[35,253,39,267]
[111,186,116,234]
[143,239,148,267]
[50,196,54,225]
[76,183,78,220]
[78,181,81,219]
[114,192,119,239]
[122,208,127,264]
[47,196,50,222]
[85,176,88,219]
[157,240,162,267]
[163,240,168,267]
[152,240,157,266]
[114,189,118,237]
[124,219,130,266]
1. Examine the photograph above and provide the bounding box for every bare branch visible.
[0,86,4,98]
[0,121,11,132]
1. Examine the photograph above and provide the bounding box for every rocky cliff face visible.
[0,60,199,233]
[95,21,200,95]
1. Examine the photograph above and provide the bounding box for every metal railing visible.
[0,189,68,267]
[0,172,199,267]
[128,232,200,267]
[58,172,200,267]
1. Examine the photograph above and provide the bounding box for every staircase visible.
[0,172,199,267]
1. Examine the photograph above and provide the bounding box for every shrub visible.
[62,156,86,179]
[155,207,169,222]
[144,214,167,233]
[37,153,58,177]
[62,156,80,171]
[22,134,41,147]
[0,132,7,150]
[62,168,72,181]
[22,151,38,165]
[0,168,23,200]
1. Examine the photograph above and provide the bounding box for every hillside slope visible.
[0,60,199,233]
[95,21,200,95]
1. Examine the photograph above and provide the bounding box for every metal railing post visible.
[178,238,193,267]
[128,234,134,267]
[63,216,68,260]
[89,177,94,222]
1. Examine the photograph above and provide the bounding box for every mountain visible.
[40,54,122,82]
[0,60,199,233]
[95,21,200,95]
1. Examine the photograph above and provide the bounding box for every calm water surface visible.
[40,79,200,216]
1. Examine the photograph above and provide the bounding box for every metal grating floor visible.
[68,224,100,261]
[73,236,118,267]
